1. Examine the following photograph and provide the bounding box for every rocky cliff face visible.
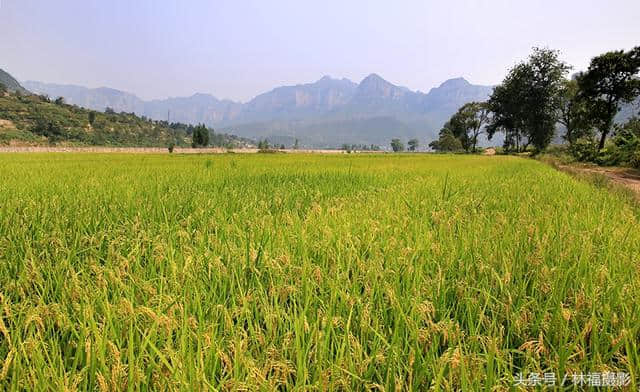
[239,76,358,121]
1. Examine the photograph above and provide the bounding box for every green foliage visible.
[446,101,490,152]
[567,117,640,168]
[257,139,270,150]
[191,124,210,148]
[169,122,250,148]
[487,48,570,152]
[558,79,593,144]
[31,119,63,144]
[390,138,404,152]
[568,138,599,162]
[407,138,419,151]
[340,143,379,153]
[88,111,96,125]
[577,46,640,150]
[609,117,640,168]
[429,128,464,152]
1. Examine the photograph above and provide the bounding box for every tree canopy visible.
[558,79,592,144]
[390,138,404,152]
[487,48,570,152]
[191,124,210,148]
[446,102,489,152]
[429,128,463,152]
[407,138,419,151]
[576,47,640,150]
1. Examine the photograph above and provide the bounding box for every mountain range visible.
[23,74,494,147]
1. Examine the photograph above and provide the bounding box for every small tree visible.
[105,107,116,114]
[577,46,640,150]
[201,125,210,147]
[429,128,463,152]
[54,96,65,105]
[408,138,419,151]
[191,124,210,148]
[390,138,404,152]
[88,111,96,125]
[294,139,299,150]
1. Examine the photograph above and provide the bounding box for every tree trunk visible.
[598,129,608,151]
[598,108,615,151]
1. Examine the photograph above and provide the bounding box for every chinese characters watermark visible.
[514,372,631,388]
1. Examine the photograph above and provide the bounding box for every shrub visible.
[568,138,599,162]
[611,117,640,168]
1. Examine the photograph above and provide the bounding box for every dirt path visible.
[558,164,640,197]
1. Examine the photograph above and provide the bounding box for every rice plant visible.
[0,153,638,390]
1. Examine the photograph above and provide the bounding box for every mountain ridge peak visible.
[360,73,389,85]
[438,77,471,88]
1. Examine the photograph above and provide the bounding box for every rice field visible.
[0,153,639,390]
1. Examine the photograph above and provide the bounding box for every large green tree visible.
[486,63,531,152]
[407,138,419,151]
[487,48,570,152]
[577,47,640,150]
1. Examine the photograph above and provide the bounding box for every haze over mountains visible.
[23,74,494,147]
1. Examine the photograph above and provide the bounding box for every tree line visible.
[419,46,640,167]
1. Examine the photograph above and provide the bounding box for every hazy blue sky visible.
[1,0,639,101]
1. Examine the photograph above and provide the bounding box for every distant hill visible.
[0,69,29,94]
[24,75,494,148]
[0,89,253,147]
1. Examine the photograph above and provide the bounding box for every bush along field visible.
[0,153,639,390]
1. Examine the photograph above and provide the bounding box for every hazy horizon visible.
[1,0,639,102]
